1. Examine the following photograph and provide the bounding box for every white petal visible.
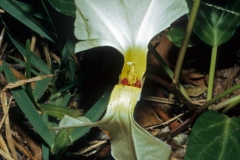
[74,0,189,54]
[135,0,189,48]
[99,85,171,160]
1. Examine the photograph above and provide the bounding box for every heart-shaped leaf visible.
[188,0,240,47]
[185,110,240,160]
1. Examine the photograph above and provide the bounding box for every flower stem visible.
[212,95,240,111]
[222,96,240,114]
[198,83,240,114]
[207,46,218,100]
[173,0,201,87]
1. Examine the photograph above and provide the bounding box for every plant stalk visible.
[207,45,218,100]
[199,83,240,114]
[149,45,190,100]
[173,0,201,87]
[222,96,240,114]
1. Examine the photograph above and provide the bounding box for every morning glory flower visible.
[56,0,189,159]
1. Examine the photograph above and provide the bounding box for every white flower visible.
[57,0,188,159]
[74,0,189,85]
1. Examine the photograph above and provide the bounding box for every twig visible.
[145,112,185,130]
[0,134,10,157]
[3,74,55,92]
[142,96,181,105]
[0,95,12,130]
[0,27,6,49]
[0,148,14,160]
[73,140,107,155]
[12,138,36,160]
[2,91,17,159]
[147,74,196,111]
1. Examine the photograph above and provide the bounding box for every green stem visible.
[212,95,240,111]
[222,96,240,114]
[41,0,62,51]
[173,0,201,86]
[148,44,173,78]
[198,83,240,114]
[207,46,218,100]
[148,45,190,100]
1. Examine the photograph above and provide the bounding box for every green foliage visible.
[3,62,55,148]
[188,0,240,47]
[49,91,71,106]
[48,0,75,17]
[53,129,71,154]
[0,0,55,42]
[167,27,194,47]
[33,74,52,101]
[59,39,77,83]
[0,0,112,157]
[185,110,240,160]
[39,103,83,120]
[0,0,239,159]
[7,32,51,74]
[70,86,113,142]
[13,0,49,20]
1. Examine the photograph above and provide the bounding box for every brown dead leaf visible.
[181,69,206,86]
[14,125,42,160]
[0,73,7,86]
[184,84,207,97]
[151,105,181,130]
[210,67,240,97]
[148,31,174,67]
[134,105,163,128]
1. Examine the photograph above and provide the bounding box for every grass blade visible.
[3,62,54,148]
[0,0,55,42]
[7,31,51,74]
[70,86,113,142]
[33,74,52,101]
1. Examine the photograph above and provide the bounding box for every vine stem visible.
[172,0,201,87]
[207,45,218,100]
[199,83,240,114]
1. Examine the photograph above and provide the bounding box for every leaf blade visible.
[190,0,240,46]
[3,62,54,148]
[0,0,55,42]
[185,110,240,160]
[48,0,75,17]
[7,31,51,74]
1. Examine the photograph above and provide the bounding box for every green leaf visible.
[185,110,240,160]
[13,0,49,20]
[41,112,50,159]
[42,143,49,160]
[167,27,194,47]
[7,55,39,75]
[189,0,240,46]
[49,91,71,107]
[3,62,54,148]
[25,39,31,78]
[70,86,113,142]
[53,129,71,154]
[0,0,55,42]
[7,31,51,74]
[33,74,52,101]
[25,40,35,102]
[38,103,83,120]
[48,0,75,17]
[61,39,76,82]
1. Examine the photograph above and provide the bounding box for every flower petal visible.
[74,0,189,54]
[55,85,171,160]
